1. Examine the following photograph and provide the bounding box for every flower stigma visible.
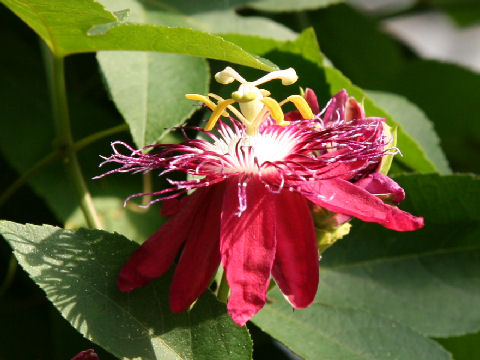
[186,67,315,136]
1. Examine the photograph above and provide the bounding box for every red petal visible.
[355,172,405,204]
[220,178,276,326]
[284,110,302,123]
[345,96,365,121]
[304,88,319,114]
[302,178,424,231]
[169,183,225,313]
[272,190,319,308]
[160,198,183,217]
[323,90,347,125]
[117,187,212,292]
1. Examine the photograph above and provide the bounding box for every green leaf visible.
[253,291,451,360]
[382,60,480,173]
[436,331,480,360]
[0,221,252,360]
[366,90,451,174]
[431,0,480,27]
[245,0,343,12]
[95,0,297,146]
[99,0,296,40]
[307,4,480,173]
[317,174,480,337]
[223,29,445,173]
[253,174,480,358]
[98,51,209,147]
[309,4,405,90]
[0,19,163,243]
[1,0,276,71]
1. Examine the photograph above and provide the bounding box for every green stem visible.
[42,44,102,229]
[217,269,230,303]
[0,124,129,208]
[73,123,128,152]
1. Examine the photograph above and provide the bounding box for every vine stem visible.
[216,269,230,303]
[0,124,128,208]
[42,44,102,229]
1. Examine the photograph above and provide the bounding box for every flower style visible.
[96,67,424,326]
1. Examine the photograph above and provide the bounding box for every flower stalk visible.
[42,44,102,229]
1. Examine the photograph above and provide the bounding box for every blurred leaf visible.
[366,90,451,174]
[253,174,480,358]
[432,0,480,26]
[0,221,252,360]
[100,0,297,39]
[0,15,163,243]
[436,331,480,360]
[309,3,405,89]
[383,60,480,173]
[1,0,277,71]
[245,0,343,12]
[303,4,479,173]
[223,29,445,173]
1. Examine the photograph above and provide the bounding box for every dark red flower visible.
[97,68,423,325]
[71,349,99,360]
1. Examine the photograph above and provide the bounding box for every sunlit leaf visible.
[1,0,276,71]
[98,51,209,147]
[0,221,252,360]
[245,0,343,12]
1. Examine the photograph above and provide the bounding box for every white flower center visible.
[204,129,298,174]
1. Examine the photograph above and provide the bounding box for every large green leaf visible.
[253,291,451,360]
[437,331,480,360]
[0,15,163,243]
[254,175,480,359]
[223,29,446,173]
[0,221,252,360]
[383,60,480,173]
[308,3,479,173]
[254,174,479,358]
[99,0,296,40]
[1,0,276,71]
[97,51,209,147]
[320,174,480,337]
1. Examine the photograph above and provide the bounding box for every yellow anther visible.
[260,97,290,126]
[286,95,315,119]
[205,99,235,131]
[185,94,228,117]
